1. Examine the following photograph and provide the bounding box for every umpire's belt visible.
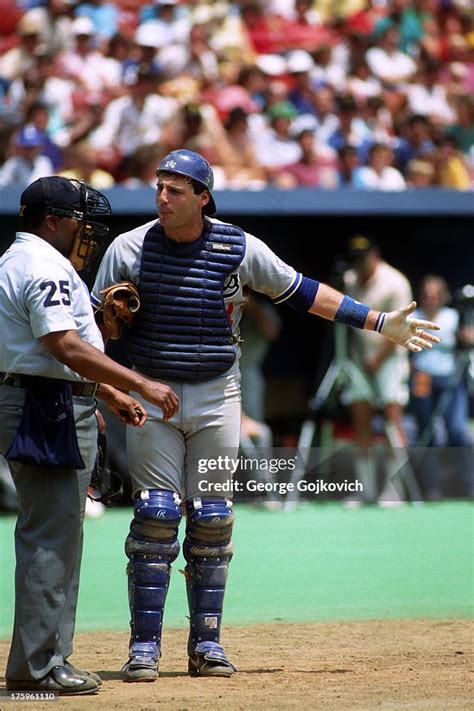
[0,373,99,397]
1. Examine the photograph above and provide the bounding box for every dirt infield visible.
[1,619,472,710]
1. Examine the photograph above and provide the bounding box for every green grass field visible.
[0,502,472,639]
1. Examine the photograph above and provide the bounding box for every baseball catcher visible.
[91,149,440,683]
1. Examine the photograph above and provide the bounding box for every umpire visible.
[0,177,178,695]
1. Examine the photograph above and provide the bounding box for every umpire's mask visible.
[65,181,111,271]
[21,177,112,271]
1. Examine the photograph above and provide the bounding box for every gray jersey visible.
[91,218,298,344]
[0,232,104,380]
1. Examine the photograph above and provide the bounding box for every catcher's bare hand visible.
[138,381,179,422]
[381,301,441,353]
[105,390,148,426]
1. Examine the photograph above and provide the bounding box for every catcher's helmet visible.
[157,149,216,216]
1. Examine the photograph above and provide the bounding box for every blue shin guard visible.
[184,498,236,676]
[123,490,181,681]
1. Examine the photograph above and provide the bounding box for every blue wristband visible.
[334,295,370,329]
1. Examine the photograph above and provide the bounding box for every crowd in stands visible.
[0,0,473,190]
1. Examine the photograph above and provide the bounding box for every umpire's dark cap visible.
[20,177,83,218]
[346,235,378,260]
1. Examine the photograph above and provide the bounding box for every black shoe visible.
[188,642,236,677]
[63,661,102,685]
[121,656,158,682]
[6,665,99,695]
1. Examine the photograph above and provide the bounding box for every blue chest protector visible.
[127,220,246,382]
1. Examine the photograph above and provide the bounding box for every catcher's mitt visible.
[97,281,141,340]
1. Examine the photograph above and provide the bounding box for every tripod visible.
[417,348,474,448]
[283,323,423,511]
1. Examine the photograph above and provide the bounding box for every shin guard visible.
[183,498,236,675]
[125,490,181,666]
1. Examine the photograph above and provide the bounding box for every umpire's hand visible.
[381,301,441,352]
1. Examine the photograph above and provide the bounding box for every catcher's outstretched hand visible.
[381,301,441,352]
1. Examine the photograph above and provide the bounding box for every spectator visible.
[22,101,63,170]
[56,16,122,96]
[354,143,406,191]
[327,93,374,164]
[6,53,76,141]
[393,114,436,173]
[0,11,46,82]
[159,22,219,84]
[32,0,77,54]
[406,158,435,188]
[121,143,165,188]
[88,63,178,167]
[74,0,120,43]
[126,23,164,83]
[160,102,233,178]
[343,235,413,505]
[252,100,301,174]
[286,49,317,116]
[262,75,291,113]
[410,275,473,499]
[58,140,115,188]
[365,25,417,90]
[276,128,338,188]
[0,125,53,187]
[139,0,190,48]
[444,94,474,155]
[406,58,456,125]
[310,42,347,92]
[240,1,281,55]
[222,107,266,187]
[207,1,255,63]
[312,85,339,146]
[347,58,382,101]
[435,135,471,190]
[291,0,322,25]
[361,95,393,146]
[373,0,432,57]
[337,144,360,187]
[236,64,269,111]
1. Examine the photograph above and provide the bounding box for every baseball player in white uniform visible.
[0,177,178,696]
[343,235,413,503]
[91,149,440,683]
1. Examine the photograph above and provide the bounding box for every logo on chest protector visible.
[211,242,232,253]
[224,273,240,298]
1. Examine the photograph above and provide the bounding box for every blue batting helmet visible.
[157,149,216,215]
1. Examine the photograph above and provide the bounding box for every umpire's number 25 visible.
[41,280,71,307]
